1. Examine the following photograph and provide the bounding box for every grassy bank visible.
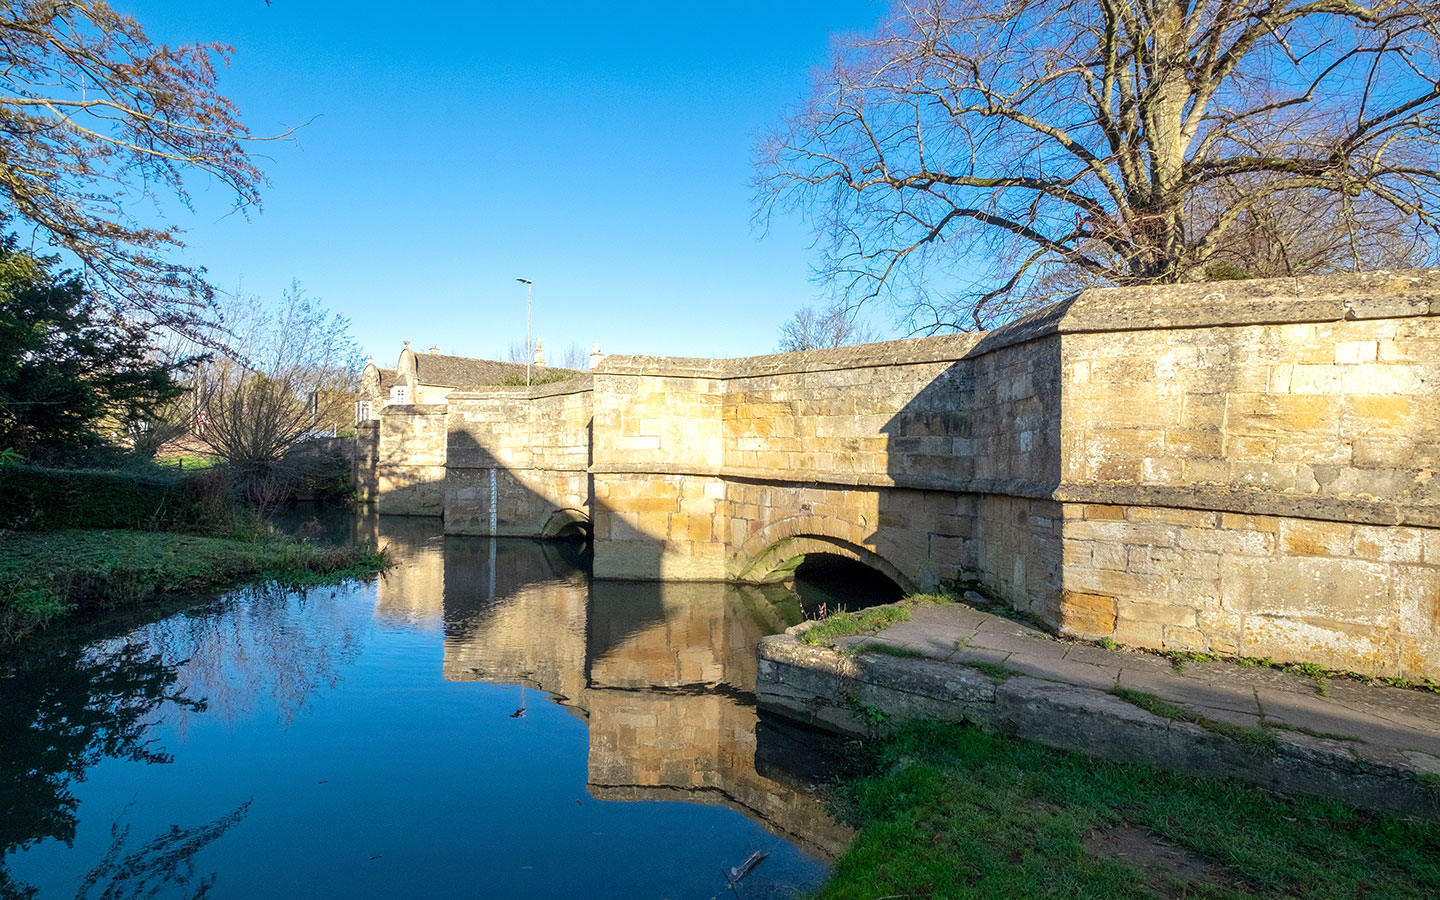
[0,529,388,645]
[818,722,1439,900]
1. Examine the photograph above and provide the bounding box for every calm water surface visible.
[0,516,857,900]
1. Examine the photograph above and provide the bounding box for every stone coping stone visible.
[595,268,1440,379]
[757,628,1440,820]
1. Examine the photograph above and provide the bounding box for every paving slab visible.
[907,603,989,630]
[970,629,1070,658]
[1183,661,1326,696]
[1002,655,1120,692]
[1115,668,1263,716]
[951,646,1013,668]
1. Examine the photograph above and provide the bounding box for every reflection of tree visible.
[0,642,200,857]
[76,801,250,900]
[119,583,367,730]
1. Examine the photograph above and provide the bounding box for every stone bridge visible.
[356,270,1440,680]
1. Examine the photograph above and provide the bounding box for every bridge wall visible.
[444,379,593,536]
[590,270,1440,679]
[589,339,1069,619]
[1052,277,1440,674]
[357,269,1439,678]
[373,404,448,516]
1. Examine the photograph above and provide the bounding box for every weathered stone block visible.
[1117,600,1197,627]
[1279,519,1355,557]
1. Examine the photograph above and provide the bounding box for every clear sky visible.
[120,0,891,365]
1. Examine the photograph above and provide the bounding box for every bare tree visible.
[0,1,288,337]
[505,340,529,364]
[758,0,1440,331]
[562,342,589,370]
[778,301,880,351]
[191,283,360,509]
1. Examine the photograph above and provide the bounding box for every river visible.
[0,514,863,900]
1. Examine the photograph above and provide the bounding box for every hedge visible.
[0,465,217,532]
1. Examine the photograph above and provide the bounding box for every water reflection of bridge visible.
[364,517,854,861]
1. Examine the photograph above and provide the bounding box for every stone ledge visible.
[757,632,1440,820]
[587,464,1437,528]
[1057,483,1440,529]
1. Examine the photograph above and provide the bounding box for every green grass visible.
[815,722,1440,900]
[800,603,914,646]
[1110,687,1277,750]
[0,529,388,645]
[800,593,962,647]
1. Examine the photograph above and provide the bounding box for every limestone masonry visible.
[355,269,1440,679]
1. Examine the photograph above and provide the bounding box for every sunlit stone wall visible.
[590,270,1440,678]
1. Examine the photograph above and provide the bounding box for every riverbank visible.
[817,722,1440,900]
[0,529,389,645]
[759,597,1440,819]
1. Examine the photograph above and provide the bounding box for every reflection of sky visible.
[4,531,836,899]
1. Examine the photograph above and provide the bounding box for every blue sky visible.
[122,0,890,364]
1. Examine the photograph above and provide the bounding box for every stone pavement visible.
[829,600,1440,777]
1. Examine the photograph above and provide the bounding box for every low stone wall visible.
[757,631,1439,820]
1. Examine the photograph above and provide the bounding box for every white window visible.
[389,385,409,404]
[355,400,373,424]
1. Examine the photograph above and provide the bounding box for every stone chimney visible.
[589,342,605,370]
[428,345,440,354]
[533,338,546,368]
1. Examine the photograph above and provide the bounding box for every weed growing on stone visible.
[847,642,924,660]
[841,692,893,734]
[967,661,1014,684]
[1110,687,1277,751]
[816,722,1440,900]
[1097,636,1118,651]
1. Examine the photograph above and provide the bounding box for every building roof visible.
[412,351,580,388]
[376,367,397,391]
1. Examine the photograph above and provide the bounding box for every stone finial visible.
[534,338,546,368]
[590,342,605,370]
[403,340,410,348]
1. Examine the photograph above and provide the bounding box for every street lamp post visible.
[515,277,533,387]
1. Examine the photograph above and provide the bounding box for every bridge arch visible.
[541,507,591,539]
[730,515,922,595]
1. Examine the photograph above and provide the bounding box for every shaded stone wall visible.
[375,404,448,516]
[444,379,593,536]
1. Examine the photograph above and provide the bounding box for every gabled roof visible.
[376,367,397,390]
[412,352,580,388]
